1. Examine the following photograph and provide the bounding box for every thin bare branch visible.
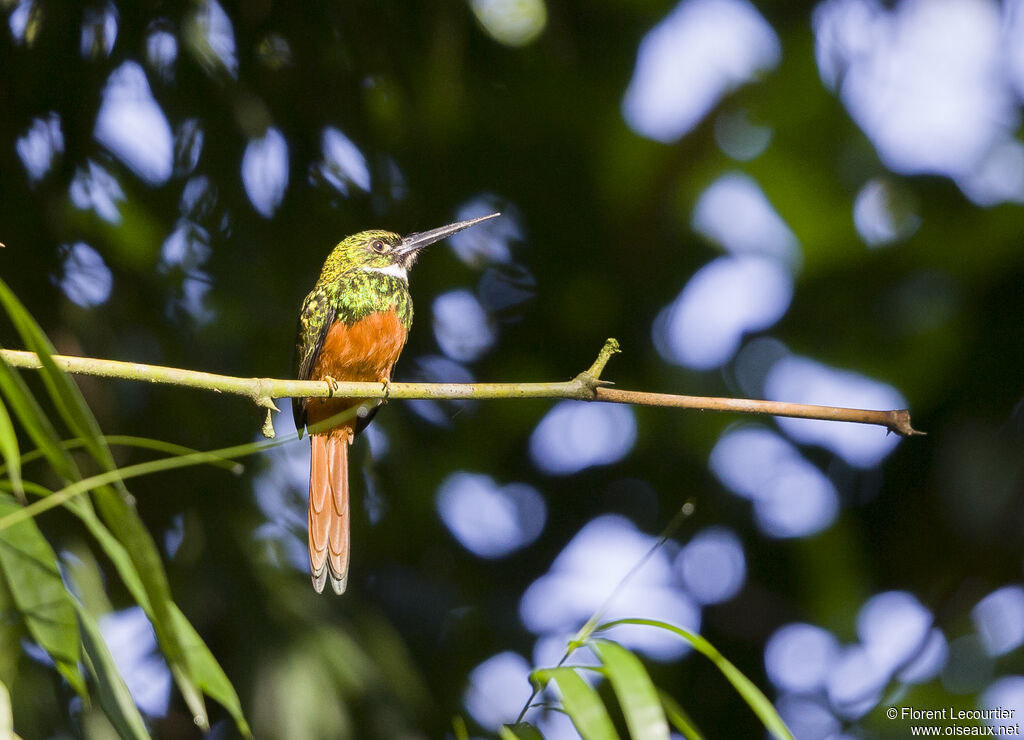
[0,340,924,437]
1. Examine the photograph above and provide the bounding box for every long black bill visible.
[396,212,501,258]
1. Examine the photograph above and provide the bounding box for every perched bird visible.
[293,213,500,593]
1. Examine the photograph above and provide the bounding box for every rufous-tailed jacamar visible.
[293,213,500,594]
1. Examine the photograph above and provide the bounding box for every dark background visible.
[2,0,1024,738]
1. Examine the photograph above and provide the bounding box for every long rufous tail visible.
[308,431,350,594]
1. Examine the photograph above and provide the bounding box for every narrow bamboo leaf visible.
[0,286,248,734]
[0,286,251,735]
[0,435,276,533]
[659,690,703,740]
[0,399,22,500]
[61,489,246,735]
[592,640,668,740]
[0,279,112,471]
[0,573,23,691]
[597,619,794,740]
[73,600,152,740]
[0,678,12,740]
[0,356,78,482]
[0,478,242,737]
[0,434,243,477]
[0,280,188,664]
[0,493,84,696]
[452,714,469,740]
[503,721,546,740]
[535,667,619,740]
[170,604,252,738]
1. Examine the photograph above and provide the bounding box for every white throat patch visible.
[360,263,408,281]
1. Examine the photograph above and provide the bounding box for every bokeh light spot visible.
[826,644,888,719]
[519,515,700,661]
[405,355,476,427]
[185,0,238,77]
[814,0,1020,202]
[714,108,773,160]
[431,289,496,362]
[94,61,173,185]
[981,676,1024,732]
[692,172,800,265]
[765,623,840,693]
[676,526,746,604]
[242,127,289,218]
[776,695,842,740]
[530,401,637,476]
[450,195,523,267]
[99,607,171,717]
[146,25,178,80]
[316,127,370,196]
[437,472,546,558]
[765,354,905,467]
[16,113,63,183]
[653,256,792,370]
[59,243,113,308]
[710,425,839,537]
[898,628,948,684]
[463,652,532,729]
[853,178,921,247]
[471,0,547,47]
[856,590,933,674]
[973,585,1024,657]
[80,3,117,58]
[70,161,125,223]
[623,0,780,142]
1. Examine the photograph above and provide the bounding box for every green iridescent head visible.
[318,212,500,283]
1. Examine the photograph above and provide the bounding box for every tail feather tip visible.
[329,569,348,595]
[311,567,328,594]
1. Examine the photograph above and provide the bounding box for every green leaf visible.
[0,493,84,696]
[170,604,252,738]
[659,691,703,740]
[0,280,210,727]
[0,284,252,737]
[0,434,243,478]
[597,619,794,740]
[0,678,13,740]
[503,721,546,740]
[0,279,114,473]
[0,398,22,500]
[534,666,619,740]
[0,354,78,483]
[592,640,668,740]
[59,488,249,737]
[73,600,152,740]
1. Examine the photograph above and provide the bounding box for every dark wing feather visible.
[354,404,382,436]
[293,289,335,433]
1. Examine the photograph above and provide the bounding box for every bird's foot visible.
[323,375,340,396]
[381,379,392,404]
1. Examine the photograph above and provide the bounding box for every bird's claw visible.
[381,379,392,404]
[323,375,340,396]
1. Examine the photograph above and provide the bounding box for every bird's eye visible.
[371,239,386,253]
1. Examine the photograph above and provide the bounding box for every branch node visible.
[252,381,279,438]
[888,409,926,437]
[585,338,621,380]
[573,339,622,399]
[261,409,276,439]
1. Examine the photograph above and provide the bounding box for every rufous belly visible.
[306,309,409,430]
